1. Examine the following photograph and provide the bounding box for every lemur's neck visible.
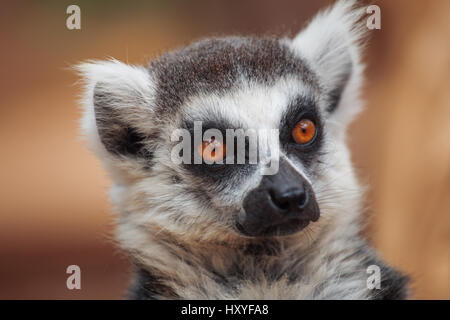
[128,234,309,299]
[125,218,375,299]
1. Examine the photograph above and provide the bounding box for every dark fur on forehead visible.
[149,36,318,114]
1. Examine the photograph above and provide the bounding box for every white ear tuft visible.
[75,59,155,160]
[291,0,368,128]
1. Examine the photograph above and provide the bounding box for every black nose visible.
[268,186,309,213]
[239,157,320,237]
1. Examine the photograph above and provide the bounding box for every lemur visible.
[77,0,409,299]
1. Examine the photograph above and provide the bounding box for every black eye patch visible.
[180,119,258,188]
[279,96,324,167]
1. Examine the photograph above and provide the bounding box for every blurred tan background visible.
[0,0,448,299]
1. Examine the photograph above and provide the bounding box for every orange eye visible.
[197,137,226,163]
[292,119,316,144]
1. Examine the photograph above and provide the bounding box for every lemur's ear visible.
[76,60,156,161]
[291,0,367,127]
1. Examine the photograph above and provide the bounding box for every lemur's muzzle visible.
[237,158,320,237]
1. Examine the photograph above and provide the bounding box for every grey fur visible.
[150,37,318,115]
[77,0,409,300]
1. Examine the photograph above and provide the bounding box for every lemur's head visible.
[78,1,367,245]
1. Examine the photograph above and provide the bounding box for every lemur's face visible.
[173,59,323,237]
[79,1,365,242]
